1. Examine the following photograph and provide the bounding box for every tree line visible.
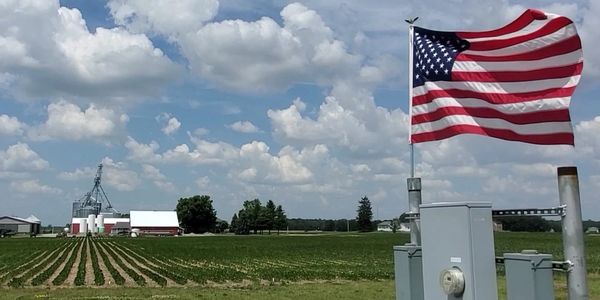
[175,195,289,235]
[230,199,287,235]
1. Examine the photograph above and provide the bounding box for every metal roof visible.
[0,215,41,224]
[130,211,179,227]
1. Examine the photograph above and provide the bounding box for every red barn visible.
[130,211,180,236]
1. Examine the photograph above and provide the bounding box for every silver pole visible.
[407,177,421,245]
[408,22,415,178]
[558,166,588,300]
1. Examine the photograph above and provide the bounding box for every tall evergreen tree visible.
[230,213,238,234]
[356,196,373,232]
[274,205,288,234]
[265,200,277,234]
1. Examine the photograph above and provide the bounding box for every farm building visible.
[130,211,180,236]
[0,215,41,235]
[377,221,393,232]
[70,216,130,235]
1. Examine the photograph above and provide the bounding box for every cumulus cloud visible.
[108,0,219,38]
[28,100,128,141]
[0,143,49,172]
[156,113,181,135]
[101,157,140,191]
[58,167,96,181]
[268,84,408,157]
[0,114,26,136]
[0,0,179,103]
[10,179,62,195]
[141,164,176,192]
[171,3,374,91]
[227,121,259,133]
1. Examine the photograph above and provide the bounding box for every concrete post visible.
[407,177,422,245]
[557,166,588,300]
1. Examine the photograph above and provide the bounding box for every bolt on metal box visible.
[420,202,498,300]
[394,244,423,300]
[503,250,554,300]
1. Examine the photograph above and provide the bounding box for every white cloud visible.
[268,84,408,157]
[125,137,162,163]
[10,179,62,195]
[0,143,49,172]
[0,114,26,136]
[141,164,176,192]
[228,121,259,133]
[108,0,219,38]
[101,157,140,191]
[28,100,128,141]
[156,113,181,135]
[162,117,181,135]
[58,167,96,181]
[175,3,372,91]
[141,164,166,180]
[0,0,179,103]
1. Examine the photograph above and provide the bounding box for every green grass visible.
[0,232,598,299]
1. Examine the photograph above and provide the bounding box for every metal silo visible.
[80,219,88,235]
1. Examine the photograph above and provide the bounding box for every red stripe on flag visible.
[412,106,571,125]
[457,9,547,39]
[412,87,576,106]
[451,62,583,82]
[467,17,573,51]
[410,125,574,145]
[456,35,581,62]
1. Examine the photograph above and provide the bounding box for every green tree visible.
[265,200,277,234]
[274,205,287,234]
[230,213,239,234]
[176,195,217,233]
[356,196,373,232]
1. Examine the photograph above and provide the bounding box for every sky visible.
[1,0,600,226]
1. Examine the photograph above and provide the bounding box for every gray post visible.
[407,177,422,245]
[557,166,588,300]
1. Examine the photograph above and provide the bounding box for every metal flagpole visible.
[405,17,421,246]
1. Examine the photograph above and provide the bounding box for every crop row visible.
[74,238,87,286]
[88,238,105,285]
[93,239,125,285]
[7,240,75,287]
[31,239,81,286]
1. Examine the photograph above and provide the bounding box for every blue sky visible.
[1,0,599,226]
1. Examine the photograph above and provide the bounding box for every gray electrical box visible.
[394,244,423,300]
[504,250,554,300]
[420,202,498,300]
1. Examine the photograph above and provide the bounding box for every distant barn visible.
[0,215,41,236]
[130,211,180,236]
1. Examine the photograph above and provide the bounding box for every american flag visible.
[410,9,583,145]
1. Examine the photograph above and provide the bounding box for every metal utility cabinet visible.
[420,202,498,300]
[504,250,555,300]
[394,245,423,300]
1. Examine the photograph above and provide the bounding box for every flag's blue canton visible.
[413,27,470,87]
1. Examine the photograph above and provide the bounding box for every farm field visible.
[0,232,599,299]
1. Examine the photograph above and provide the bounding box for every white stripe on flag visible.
[413,75,580,97]
[466,15,559,43]
[453,50,583,72]
[411,114,573,135]
[412,97,571,116]
[462,24,577,57]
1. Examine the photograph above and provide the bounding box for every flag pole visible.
[407,19,415,178]
[405,17,421,246]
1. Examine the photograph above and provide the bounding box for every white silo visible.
[88,214,96,233]
[80,218,88,235]
[97,214,105,234]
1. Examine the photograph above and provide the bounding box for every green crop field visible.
[0,232,598,299]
